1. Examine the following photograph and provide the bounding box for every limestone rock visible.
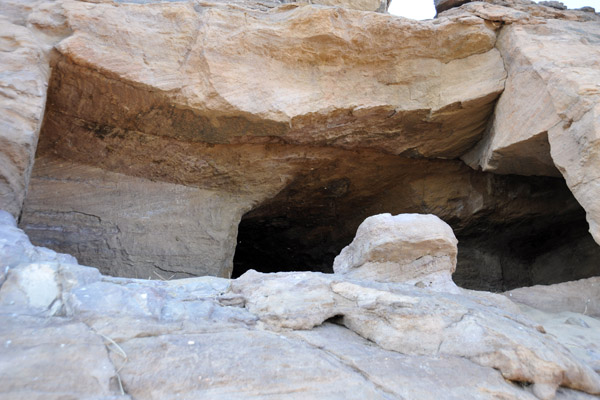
[333,213,458,292]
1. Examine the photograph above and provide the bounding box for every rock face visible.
[8,0,525,280]
[333,213,458,292]
[434,0,472,14]
[2,212,600,400]
[0,19,49,218]
[0,0,597,286]
[461,5,600,245]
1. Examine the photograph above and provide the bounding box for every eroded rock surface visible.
[3,212,600,400]
[461,3,600,245]
[505,277,600,318]
[333,213,458,292]
[0,19,49,218]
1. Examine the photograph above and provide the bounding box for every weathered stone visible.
[505,277,600,318]
[333,213,458,292]
[538,1,567,10]
[0,315,130,400]
[19,157,258,279]
[517,305,600,374]
[291,0,389,12]
[231,270,600,398]
[462,13,600,245]
[48,1,504,158]
[3,219,600,400]
[434,0,472,14]
[0,19,49,218]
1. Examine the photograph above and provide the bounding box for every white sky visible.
[389,0,600,20]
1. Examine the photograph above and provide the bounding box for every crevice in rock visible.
[79,320,130,398]
[286,328,402,400]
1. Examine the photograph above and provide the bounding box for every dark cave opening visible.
[231,214,340,278]
[232,207,600,290]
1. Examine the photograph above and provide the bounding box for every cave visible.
[231,173,600,291]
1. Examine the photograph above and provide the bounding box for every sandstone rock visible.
[231,270,600,398]
[288,323,539,400]
[505,277,600,318]
[3,221,600,399]
[0,209,77,268]
[462,13,600,245]
[48,1,504,158]
[517,306,600,374]
[434,0,472,14]
[290,0,389,12]
[0,315,131,400]
[333,213,458,292]
[0,18,49,218]
[539,1,567,10]
[19,157,258,279]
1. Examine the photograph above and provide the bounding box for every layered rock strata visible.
[1,0,599,286]
[460,1,600,245]
[17,0,509,278]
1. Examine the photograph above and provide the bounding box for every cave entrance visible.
[231,213,341,278]
[232,200,600,291]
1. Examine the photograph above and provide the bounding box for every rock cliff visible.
[1,0,600,398]
[1,0,599,287]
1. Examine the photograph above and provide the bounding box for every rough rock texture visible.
[8,0,524,279]
[47,1,504,157]
[0,315,131,400]
[333,213,458,292]
[1,0,599,288]
[505,278,600,318]
[3,212,600,400]
[434,0,472,14]
[461,4,600,245]
[0,19,49,218]
[1,0,597,285]
[231,272,600,399]
[20,157,255,279]
[518,306,600,374]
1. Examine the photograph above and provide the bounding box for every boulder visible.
[333,213,458,292]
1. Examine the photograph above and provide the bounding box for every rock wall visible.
[460,2,600,245]
[1,0,599,287]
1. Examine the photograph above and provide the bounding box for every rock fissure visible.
[287,329,403,400]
